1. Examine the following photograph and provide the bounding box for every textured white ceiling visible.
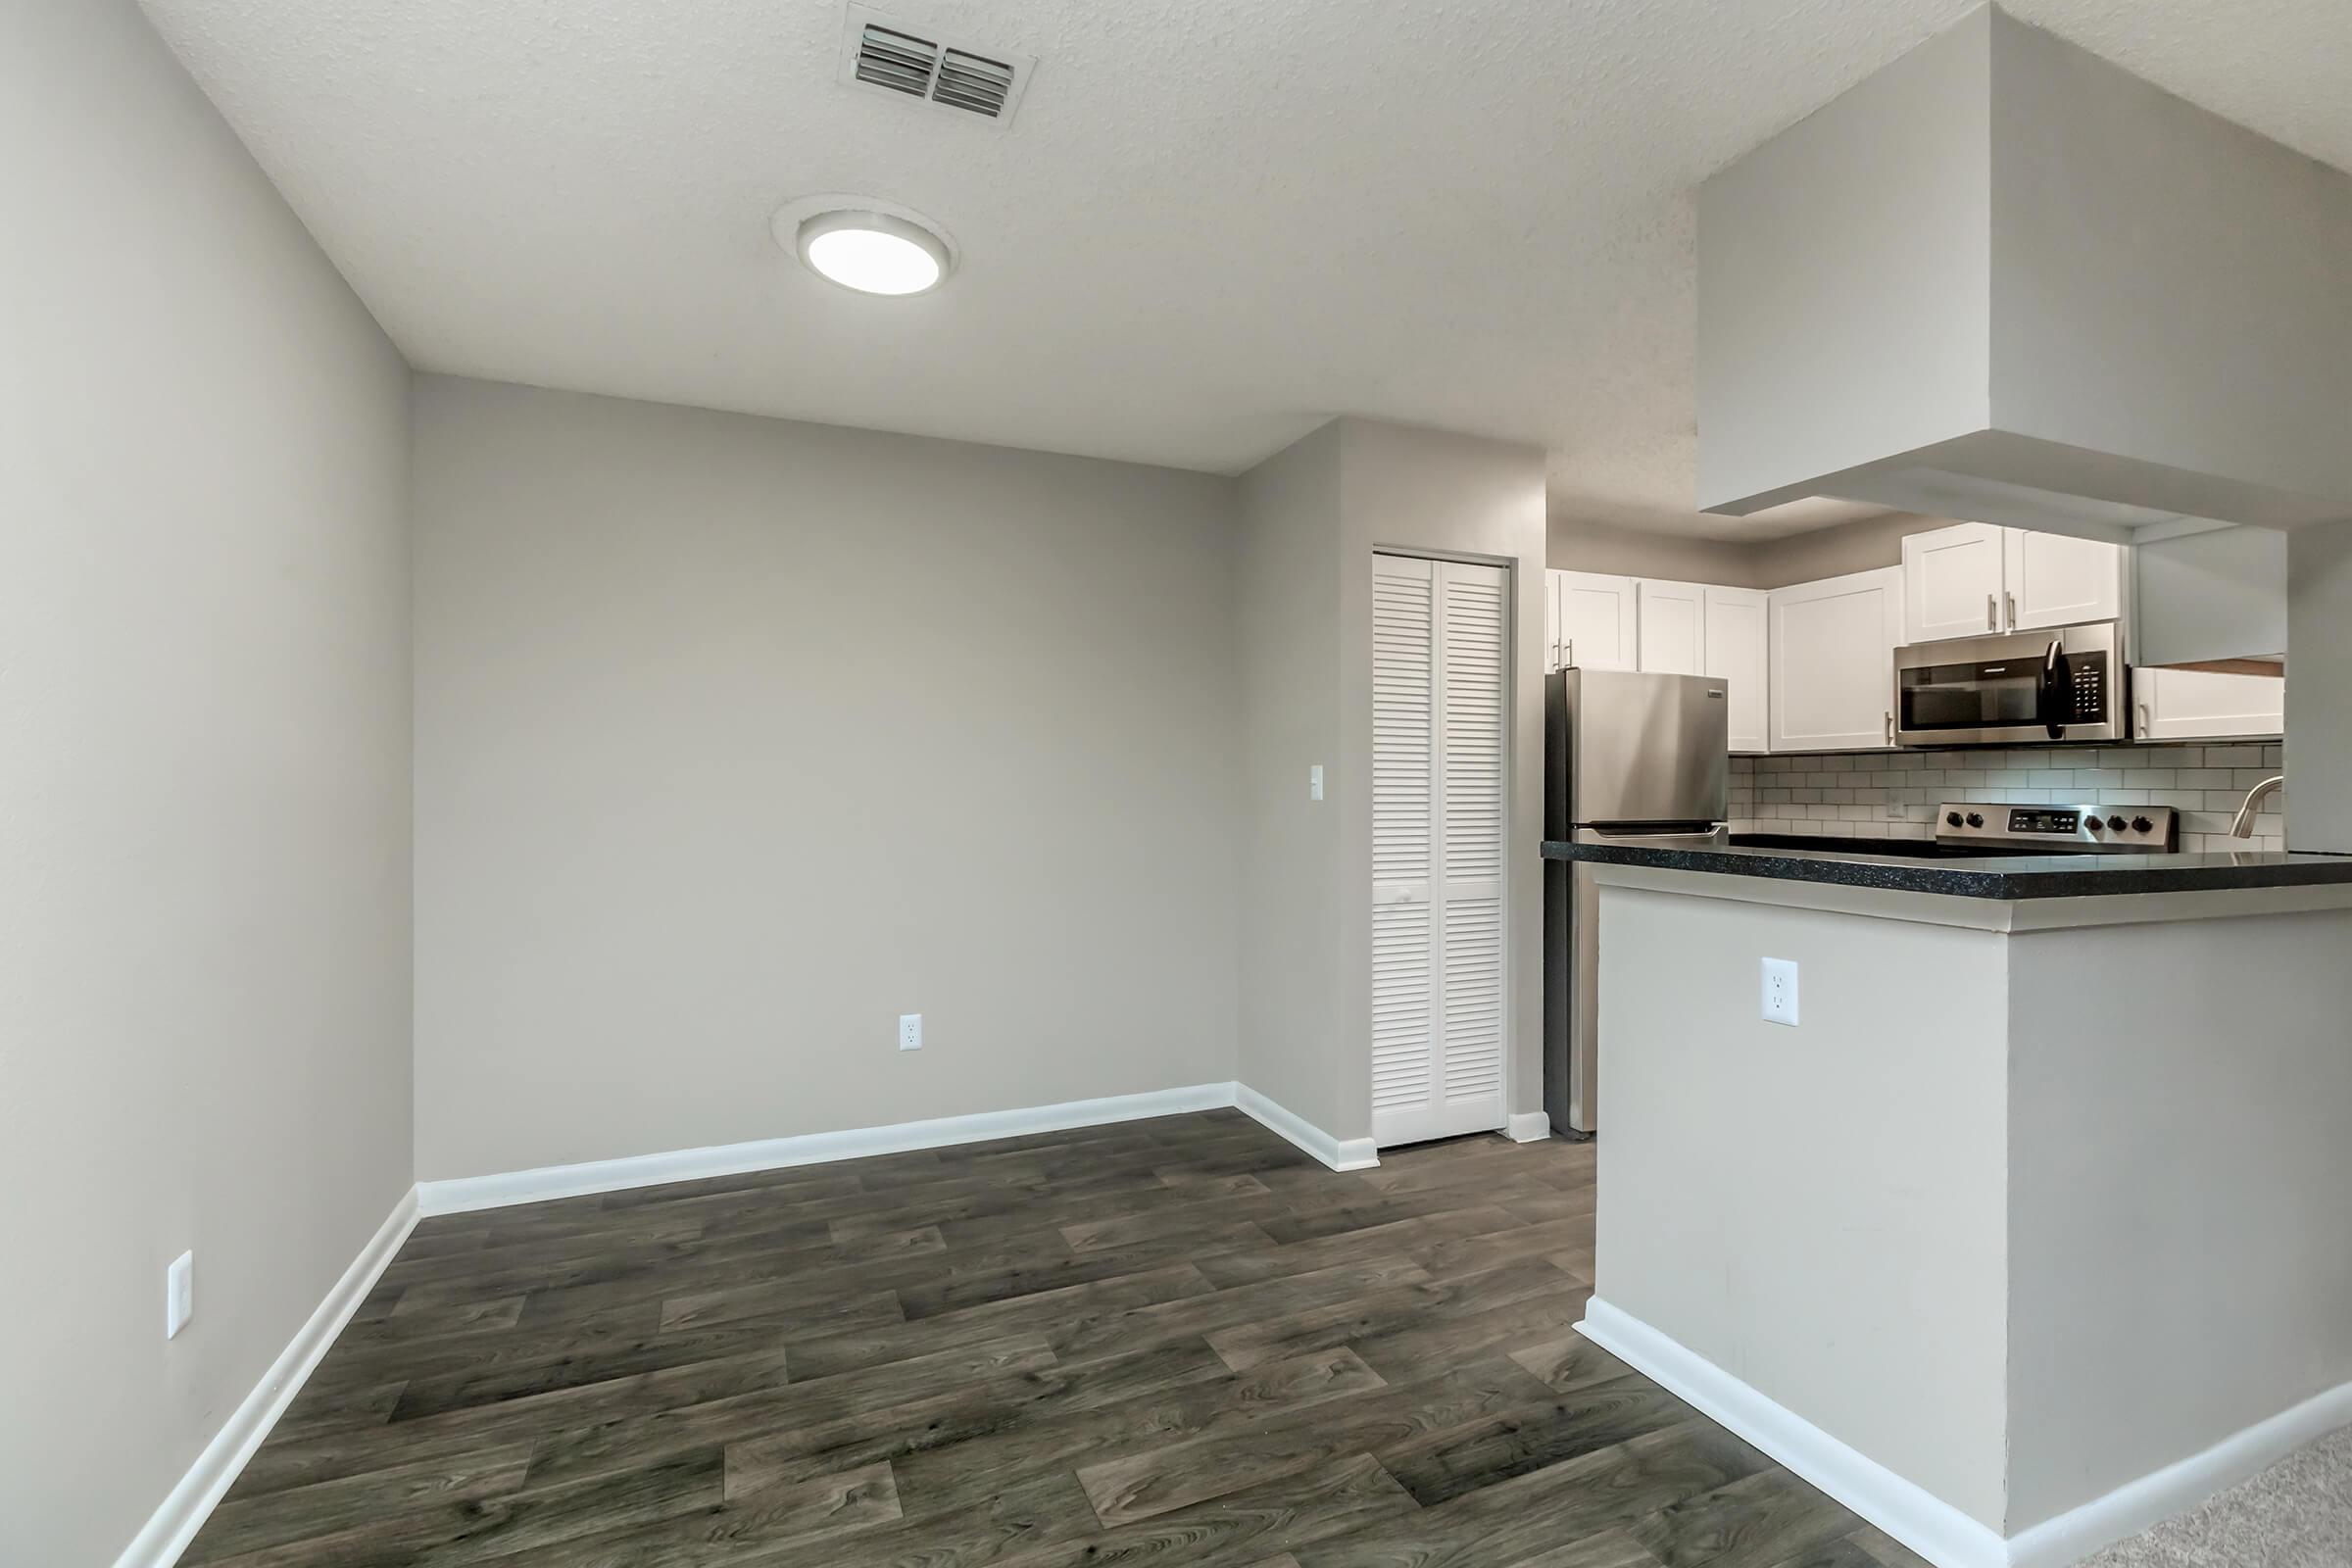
[139,0,2352,539]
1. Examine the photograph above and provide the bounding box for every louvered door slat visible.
[1372,554,1510,1150]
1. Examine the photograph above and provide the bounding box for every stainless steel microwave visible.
[1892,620,2126,747]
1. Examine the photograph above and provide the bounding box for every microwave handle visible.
[2040,638,2065,740]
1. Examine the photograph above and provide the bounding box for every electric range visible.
[1734,802,2180,859]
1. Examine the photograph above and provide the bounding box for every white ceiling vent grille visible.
[839,5,1035,126]
[853,24,939,98]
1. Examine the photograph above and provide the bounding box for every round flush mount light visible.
[772,197,956,296]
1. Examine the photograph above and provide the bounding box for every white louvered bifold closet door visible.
[1372,555,1509,1148]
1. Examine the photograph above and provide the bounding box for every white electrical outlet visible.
[167,1250,194,1339]
[898,1013,922,1052]
[1759,957,1799,1027]
[1309,764,1324,802]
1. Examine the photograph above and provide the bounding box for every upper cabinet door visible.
[1901,522,2007,642]
[2005,529,2124,631]
[1555,571,1638,671]
[1701,586,1770,754]
[1635,579,1707,675]
[1769,567,1904,752]
[2133,666,2284,741]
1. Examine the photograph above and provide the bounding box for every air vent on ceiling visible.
[853,24,938,98]
[839,5,1035,125]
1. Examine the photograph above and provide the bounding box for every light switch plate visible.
[1309,764,1324,802]
[1760,957,1799,1027]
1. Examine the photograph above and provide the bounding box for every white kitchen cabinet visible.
[2005,528,2125,630]
[1901,522,2125,641]
[1635,578,1707,675]
[1551,570,1638,672]
[1768,566,1904,752]
[2133,666,2284,741]
[1902,522,2007,642]
[1702,586,1770,754]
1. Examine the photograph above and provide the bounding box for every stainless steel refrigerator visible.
[1544,668,1730,1136]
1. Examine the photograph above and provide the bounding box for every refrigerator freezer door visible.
[1563,669,1731,826]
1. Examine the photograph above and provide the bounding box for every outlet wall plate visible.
[1760,957,1800,1027]
[898,1012,922,1051]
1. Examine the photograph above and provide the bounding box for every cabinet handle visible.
[2136,702,2150,738]
[1885,710,1895,744]
[1564,638,1574,668]
[1986,593,1997,630]
[2005,591,2017,630]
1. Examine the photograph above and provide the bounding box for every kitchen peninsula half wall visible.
[1551,847,2352,1567]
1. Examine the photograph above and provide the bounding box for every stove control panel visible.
[1934,802,2177,853]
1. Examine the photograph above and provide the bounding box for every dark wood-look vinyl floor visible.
[188,1110,1930,1568]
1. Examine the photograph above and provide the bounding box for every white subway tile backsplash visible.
[1726,743,2287,848]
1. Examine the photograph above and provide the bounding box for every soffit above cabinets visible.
[1697,3,2352,543]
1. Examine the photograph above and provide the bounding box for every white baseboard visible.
[2003,1374,2352,1568]
[1233,1083,1379,1171]
[1506,1111,1552,1143]
[416,1082,1239,1215]
[113,1188,418,1568]
[1578,1298,2009,1568]
[1580,1297,2352,1568]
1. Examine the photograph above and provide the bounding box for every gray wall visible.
[1987,10,2352,511]
[1549,510,1921,590]
[412,377,1243,1179]
[2135,527,2288,666]
[1595,881,2012,1528]
[1341,422,1549,1136]
[1696,4,1994,514]
[1546,514,1763,587]
[2286,526,2352,856]
[1237,420,1547,1143]
[1698,4,2352,528]
[0,3,415,1561]
[1235,425,1351,1133]
[1745,513,1919,589]
[2006,906,2352,1529]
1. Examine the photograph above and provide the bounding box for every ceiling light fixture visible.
[789,208,954,296]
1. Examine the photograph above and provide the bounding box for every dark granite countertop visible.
[1543,833,2352,900]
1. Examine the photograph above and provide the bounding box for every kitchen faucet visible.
[2230,775,2285,839]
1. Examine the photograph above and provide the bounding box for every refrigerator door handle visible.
[1576,825,1728,844]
